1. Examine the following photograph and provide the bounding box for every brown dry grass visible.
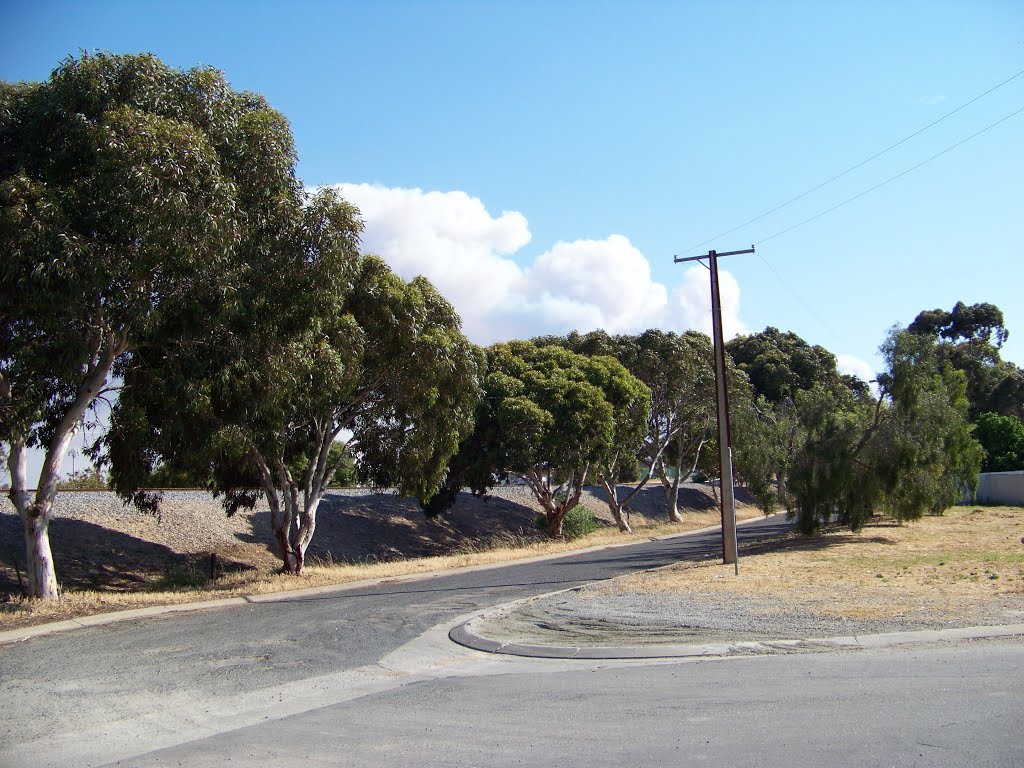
[0,506,762,631]
[597,506,1024,622]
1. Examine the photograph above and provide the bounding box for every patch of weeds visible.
[151,562,208,592]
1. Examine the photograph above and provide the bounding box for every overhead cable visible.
[679,68,1024,255]
[755,104,1024,245]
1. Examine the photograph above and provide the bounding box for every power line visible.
[756,103,1024,245]
[679,68,1024,255]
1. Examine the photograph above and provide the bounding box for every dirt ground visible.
[598,505,1024,622]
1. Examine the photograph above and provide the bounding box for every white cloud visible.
[670,266,745,340]
[327,182,745,344]
[837,353,879,394]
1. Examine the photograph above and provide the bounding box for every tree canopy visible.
[2,52,301,598]
[974,412,1024,473]
[461,340,649,537]
[908,301,1023,422]
[726,326,851,404]
[746,328,982,534]
[106,193,482,572]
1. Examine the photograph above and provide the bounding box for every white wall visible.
[974,472,1024,506]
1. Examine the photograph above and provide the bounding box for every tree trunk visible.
[274,526,297,573]
[600,478,632,533]
[23,505,59,600]
[662,470,683,523]
[8,439,62,599]
[4,331,124,600]
[546,510,565,538]
[291,496,322,574]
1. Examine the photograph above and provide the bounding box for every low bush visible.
[535,506,600,540]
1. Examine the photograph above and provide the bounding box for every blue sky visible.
[2,1,1023,477]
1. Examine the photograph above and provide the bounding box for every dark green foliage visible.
[908,301,1008,347]
[2,52,303,597]
[975,412,1024,472]
[534,506,599,540]
[450,340,648,537]
[727,327,843,405]
[785,329,981,534]
[547,329,722,524]
[730,395,793,514]
[908,301,1023,422]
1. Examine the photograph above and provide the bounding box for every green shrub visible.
[57,468,108,490]
[534,506,600,540]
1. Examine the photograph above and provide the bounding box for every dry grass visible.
[597,506,1024,622]
[0,506,762,631]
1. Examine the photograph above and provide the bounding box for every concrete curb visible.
[449,611,1024,660]
[0,513,773,646]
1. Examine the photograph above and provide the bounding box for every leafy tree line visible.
[4,52,1012,602]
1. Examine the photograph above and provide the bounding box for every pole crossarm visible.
[673,246,755,264]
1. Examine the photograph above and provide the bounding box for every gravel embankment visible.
[1,483,732,595]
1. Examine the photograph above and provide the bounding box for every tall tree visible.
[1,53,300,599]
[544,330,722,524]
[107,193,482,573]
[727,326,845,404]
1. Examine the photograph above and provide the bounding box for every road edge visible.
[0,513,775,645]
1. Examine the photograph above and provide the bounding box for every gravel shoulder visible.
[472,581,1024,648]
[472,506,1024,648]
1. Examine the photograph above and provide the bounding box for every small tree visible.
[474,341,648,538]
[1,53,300,598]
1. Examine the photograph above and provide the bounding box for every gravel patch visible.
[474,580,1024,649]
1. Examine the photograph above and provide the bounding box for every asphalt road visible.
[2,515,1021,767]
[110,639,1024,768]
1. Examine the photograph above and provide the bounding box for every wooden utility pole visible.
[674,246,754,572]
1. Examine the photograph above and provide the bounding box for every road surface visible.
[2,516,1021,767]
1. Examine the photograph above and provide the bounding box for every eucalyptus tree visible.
[544,330,716,522]
[1,53,300,599]
[108,191,482,572]
[475,341,648,537]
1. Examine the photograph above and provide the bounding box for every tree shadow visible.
[1,512,260,598]
[737,521,898,559]
[240,490,545,565]
[587,481,758,519]
[1,514,185,596]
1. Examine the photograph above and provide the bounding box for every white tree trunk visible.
[8,443,61,600]
[3,333,123,600]
[23,509,59,600]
